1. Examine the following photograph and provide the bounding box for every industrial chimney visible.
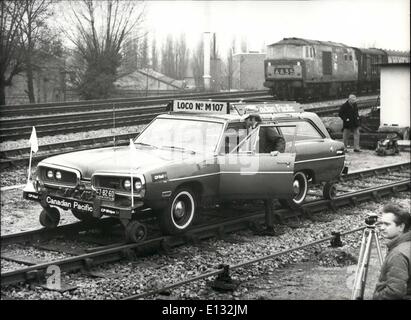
[203,32,211,90]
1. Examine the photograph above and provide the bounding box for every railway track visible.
[0,90,270,117]
[0,133,137,169]
[123,225,367,300]
[0,97,379,168]
[0,95,376,142]
[1,162,409,288]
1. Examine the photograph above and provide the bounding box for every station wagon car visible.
[23,100,346,242]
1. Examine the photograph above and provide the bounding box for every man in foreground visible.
[373,204,411,300]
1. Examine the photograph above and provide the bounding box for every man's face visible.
[244,118,253,128]
[348,96,357,104]
[378,212,404,240]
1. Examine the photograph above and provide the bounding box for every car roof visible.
[158,112,239,123]
[158,110,326,128]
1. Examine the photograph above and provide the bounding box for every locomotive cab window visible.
[304,46,315,59]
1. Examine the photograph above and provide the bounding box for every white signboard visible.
[172,100,229,114]
[231,102,304,115]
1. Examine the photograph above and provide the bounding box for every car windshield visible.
[135,118,224,154]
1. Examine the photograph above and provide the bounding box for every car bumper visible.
[23,190,144,220]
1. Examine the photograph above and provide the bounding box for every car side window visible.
[256,125,286,154]
[237,127,259,153]
[219,123,247,154]
[234,124,293,154]
[280,121,322,142]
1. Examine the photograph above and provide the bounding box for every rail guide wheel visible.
[71,209,98,222]
[39,207,60,228]
[125,220,147,243]
[323,182,337,200]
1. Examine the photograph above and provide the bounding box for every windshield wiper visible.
[134,142,158,149]
[160,145,196,154]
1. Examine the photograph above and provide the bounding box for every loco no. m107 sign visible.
[172,100,229,114]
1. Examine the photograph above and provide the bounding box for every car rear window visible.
[280,121,323,141]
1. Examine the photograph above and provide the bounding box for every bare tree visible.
[161,34,175,78]
[224,38,236,90]
[175,34,188,80]
[19,0,55,103]
[161,34,189,80]
[0,1,25,105]
[62,0,145,100]
[151,37,158,71]
[138,36,149,69]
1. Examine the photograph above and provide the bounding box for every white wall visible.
[380,65,410,127]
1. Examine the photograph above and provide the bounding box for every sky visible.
[143,0,410,53]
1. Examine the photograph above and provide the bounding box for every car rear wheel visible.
[39,207,60,228]
[279,171,308,208]
[159,187,197,235]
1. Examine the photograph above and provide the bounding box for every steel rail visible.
[0,96,377,139]
[0,94,272,141]
[0,90,269,117]
[0,97,379,159]
[1,133,136,159]
[1,177,409,287]
[0,133,137,169]
[0,94,273,131]
[0,113,159,141]
[0,105,164,129]
[306,98,377,114]
[0,218,119,247]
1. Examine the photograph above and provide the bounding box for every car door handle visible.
[277,161,291,165]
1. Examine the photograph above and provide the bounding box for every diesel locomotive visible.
[263,37,410,100]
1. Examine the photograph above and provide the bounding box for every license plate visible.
[95,188,115,201]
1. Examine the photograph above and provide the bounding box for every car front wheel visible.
[159,187,197,235]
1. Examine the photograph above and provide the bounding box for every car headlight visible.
[123,179,131,190]
[47,170,54,179]
[39,165,80,187]
[134,181,142,191]
[55,171,62,180]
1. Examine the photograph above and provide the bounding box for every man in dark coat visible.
[338,94,361,152]
[259,126,286,154]
[373,204,411,300]
[242,114,286,154]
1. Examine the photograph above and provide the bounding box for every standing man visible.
[339,94,361,152]
[373,204,411,300]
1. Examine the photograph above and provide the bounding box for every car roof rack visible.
[230,101,304,116]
